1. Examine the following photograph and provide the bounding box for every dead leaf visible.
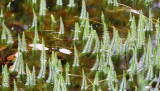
[7,52,17,61]
[9,65,13,71]
[59,48,72,55]
[0,46,7,52]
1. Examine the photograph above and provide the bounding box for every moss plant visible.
[34,25,39,42]
[56,0,63,6]
[145,36,152,71]
[39,0,46,17]
[110,27,122,55]
[145,0,152,6]
[91,54,99,71]
[113,0,118,7]
[32,9,37,28]
[80,17,86,28]
[123,31,133,53]
[7,2,11,11]
[137,72,146,91]
[129,12,132,22]
[2,21,14,44]
[73,22,80,41]
[131,16,136,44]
[68,0,75,7]
[73,45,79,67]
[128,48,137,81]
[32,0,37,4]
[18,54,25,75]
[101,12,105,23]
[11,14,15,24]
[82,13,90,40]
[81,69,87,90]
[13,79,18,91]
[56,74,67,91]
[37,38,47,79]
[32,66,36,85]
[145,57,153,81]
[80,0,87,19]
[46,58,54,83]
[51,14,56,30]
[47,51,59,83]
[58,60,63,73]
[10,49,21,72]
[92,31,100,54]
[32,0,37,10]
[25,64,32,86]
[98,52,106,73]
[119,71,126,91]
[65,62,70,86]
[107,0,112,4]
[25,64,36,86]
[154,79,159,91]
[137,11,145,49]
[1,26,6,40]
[58,17,64,37]
[0,9,4,19]
[102,22,110,51]
[92,72,99,90]
[155,18,159,45]
[82,26,96,54]
[106,66,115,90]
[21,32,28,52]
[18,34,21,51]
[2,65,9,88]
[147,8,153,31]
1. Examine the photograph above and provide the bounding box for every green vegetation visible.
[0,0,159,91]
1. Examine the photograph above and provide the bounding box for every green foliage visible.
[59,17,64,35]
[2,21,14,44]
[113,0,118,7]
[25,64,36,86]
[80,0,87,19]
[39,0,46,16]
[0,9,3,18]
[91,54,99,71]
[46,51,59,83]
[73,45,79,67]
[92,31,100,54]
[18,54,25,75]
[81,69,87,90]
[102,22,110,51]
[1,25,6,40]
[10,49,21,72]
[137,11,145,49]
[68,0,75,7]
[2,65,9,88]
[119,71,126,91]
[110,27,122,55]
[83,13,90,40]
[13,79,18,91]
[128,48,137,81]
[32,0,37,4]
[73,22,80,41]
[21,32,28,52]
[32,9,37,27]
[56,0,63,6]
[147,8,153,31]
[65,62,70,85]
[51,14,56,24]
[37,38,47,79]
[155,18,159,45]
